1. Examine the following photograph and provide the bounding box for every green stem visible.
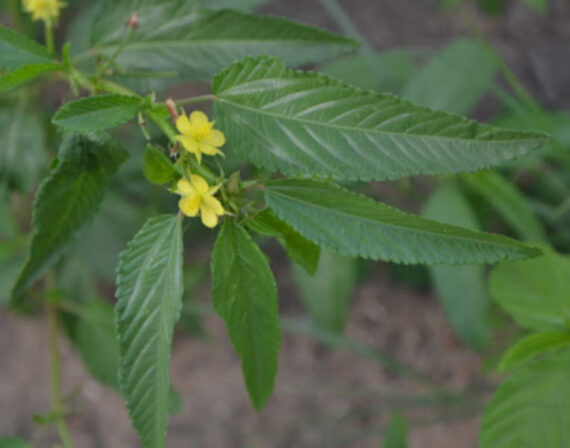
[45,21,55,55]
[7,0,23,31]
[175,94,217,106]
[47,303,74,448]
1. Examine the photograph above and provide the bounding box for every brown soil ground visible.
[1,0,569,447]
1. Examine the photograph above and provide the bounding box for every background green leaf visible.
[0,63,60,93]
[143,145,181,185]
[424,184,491,350]
[498,331,570,372]
[481,349,570,448]
[461,171,548,243]
[84,1,356,89]
[489,250,570,332]
[247,209,320,275]
[383,412,409,448]
[522,0,547,13]
[0,25,55,69]
[293,249,357,334]
[0,437,31,448]
[202,0,272,11]
[211,220,281,410]
[11,133,127,307]
[265,178,541,265]
[213,56,548,181]
[402,39,497,115]
[52,95,144,131]
[115,214,183,448]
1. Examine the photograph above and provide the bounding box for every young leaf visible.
[265,179,541,265]
[0,25,55,70]
[247,209,320,275]
[74,299,120,388]
[11,133,127,307]
[481,349,570,448]
[143,145,181,185]
[213,56,549,182]
[461,171,548,243]
[424,185,491,350]
[211,220,281,410]
[383,412,409,448]
[489,251,570,332]
[0,102,47,192]
[498,332,570,373]
[293,249,357,334]
[53,95,144,131]
[115,214,183,448]
[0,63,60,93]
[84,2,357,87]
[402,39,497,115]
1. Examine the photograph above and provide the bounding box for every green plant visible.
[1,0,567,447]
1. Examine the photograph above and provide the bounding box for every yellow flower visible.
[23,0,65,22]
[175,175,225,228]
[175,111,225,164]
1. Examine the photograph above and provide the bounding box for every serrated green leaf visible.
[462,171,547,243]
[489,250,570,332]
[83,1,356,90]
[383,412,409,448]
[11,133,127,307]
[498,331,570,372]
[0,63,60,93]
[293,249,356,334]
[481,349,570,448]
[143,145,180,185]
[265,178,541,265]
[424,184,491,350]
[0,437,31,448]
[320,49,417,93]
[402,39,497,115]
[213,56,549,181]
[247,209,320,275]
[115,214,183,448]
[74,299,120,388]
[0,25,55,70]
[211,220,280,410]
[53,95,144,131]
[0,102,47,192]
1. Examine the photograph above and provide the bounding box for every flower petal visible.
[176,114,192,136]
[203,129,226,147]
[202,196,225,216]
[190,174,209,195]
[198,142,221,156]
[175,178,195,196]
[190,110,209,126]
[200,206,219,228]
[179,195,201,217]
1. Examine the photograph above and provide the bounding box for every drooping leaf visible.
[247,209,320,275]
[11,133,127,307]
[115,214,183,448]
[383,412,409,448]
[0,102,47,192]
[211,220,280,410]
[292,249,356,334]
[265,179,541,265]
[83,1,357,89]
[52,95,144,131]
[0,25,55,69]
[424,184,491,350]
[498,331,570,372]
[481,349,570,448]
[462,171,547,243]
[402,39,497,115]
[0,63,60,93]
[320,49,417,93]
[213,56,549,181]
[489,250,570,332]
[143,145,181,185]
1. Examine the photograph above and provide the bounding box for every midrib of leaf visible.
[217,95,543,145]
[267,186,527,249]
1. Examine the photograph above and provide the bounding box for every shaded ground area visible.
[1,0,569,447]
